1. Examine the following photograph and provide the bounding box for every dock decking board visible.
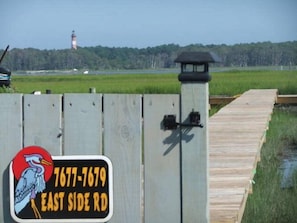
[209,89,277,223]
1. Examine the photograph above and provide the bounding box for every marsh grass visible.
[10,70,297,95]
[0,85,14,93]
[242,106,297,223]
[210,70,297,95]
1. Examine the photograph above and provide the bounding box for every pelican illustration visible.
[14,153,52,218]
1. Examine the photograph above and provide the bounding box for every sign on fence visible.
[9,146,113,223]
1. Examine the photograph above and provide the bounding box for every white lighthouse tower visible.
[71,30,77,50]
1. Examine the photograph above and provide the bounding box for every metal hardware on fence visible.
[163,111,203,130]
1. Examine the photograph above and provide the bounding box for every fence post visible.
[175,52,220,223]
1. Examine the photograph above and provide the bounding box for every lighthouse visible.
[71,30,77,50]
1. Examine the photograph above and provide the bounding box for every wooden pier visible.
[209,89,278,222]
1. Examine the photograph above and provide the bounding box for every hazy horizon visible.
[2,0,296,50]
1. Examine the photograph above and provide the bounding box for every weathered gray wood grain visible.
[63,93,103,155]
[0,94,23,223]
[143,94,181,223]
[181,83,210,223]
[103,94,142,223]
[23,94,62,155]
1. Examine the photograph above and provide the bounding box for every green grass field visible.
[8,70,297,95]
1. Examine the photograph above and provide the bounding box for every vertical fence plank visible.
[104,94,142,223]
[64,93,103,155]
[181,83,209,222]
[143,94,181,223]
[0,94,23,223]
[23,94,62,156]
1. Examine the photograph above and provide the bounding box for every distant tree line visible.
[1,41,296,71]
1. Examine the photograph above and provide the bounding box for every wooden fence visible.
[1,91,209,223]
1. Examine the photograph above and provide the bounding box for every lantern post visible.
[175,52,221,223]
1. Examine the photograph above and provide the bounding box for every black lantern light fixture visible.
[174,51,221,83]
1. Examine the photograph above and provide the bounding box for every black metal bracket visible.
[163,112,203,130]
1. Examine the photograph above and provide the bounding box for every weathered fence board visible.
[104,94,142,223]
[23,94,62,155]
[181,83,209,222]
[143,94,181,223]
[64,93,103,155]
[0,94,23,222]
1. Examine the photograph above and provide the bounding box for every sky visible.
[1,0,297,50]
